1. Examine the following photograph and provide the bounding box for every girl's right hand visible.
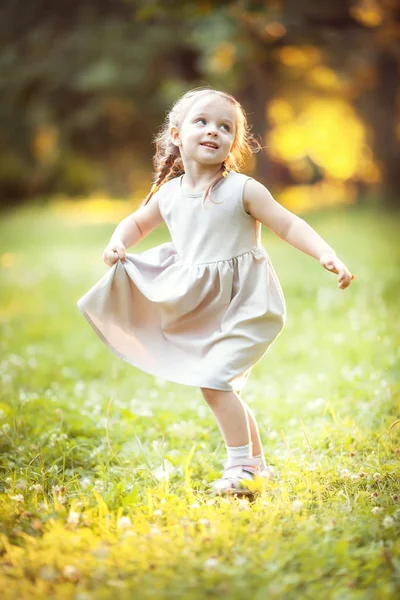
[319,252,354,290]
[102,240,126,267]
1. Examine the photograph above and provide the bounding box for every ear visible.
[169,125,181,147]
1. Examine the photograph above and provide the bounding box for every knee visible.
[200,387,220,405]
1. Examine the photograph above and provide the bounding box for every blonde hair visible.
[142,87,260,206]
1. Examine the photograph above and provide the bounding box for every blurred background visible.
[1,0,399,218]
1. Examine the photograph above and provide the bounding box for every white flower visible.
[371,507,382,515]
[15,479,28,490]
[340,469,351,478]
[2,423,10,433]
[117,516,132,530]
[373,472,381,480]
[383,516,394,528]
[238,498,250,510]
[79,477,92,490]
[30,483,43,492]
[67,511,80,526]
[153,509,163,516]
[94,479,105,492]
[63,565,78,579]
[190,502,201,509]
[153,461,176,482]
[204,557,219,569]
[10,494,24,502]
[292,500,303,512]
[149,526,160,535]
[198,518,210,526]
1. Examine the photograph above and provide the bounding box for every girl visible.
[78,88,353,496]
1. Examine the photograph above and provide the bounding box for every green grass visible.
[0,202,399,599]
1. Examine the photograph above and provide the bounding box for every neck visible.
[181,164,223,191]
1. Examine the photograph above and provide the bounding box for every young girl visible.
[78,87,353,496]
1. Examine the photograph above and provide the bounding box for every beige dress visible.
[77,171,286,391]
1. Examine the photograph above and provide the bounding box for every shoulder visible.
[225,171,254,197]
[162,176,180,191]
[242,177,297,236]
[154,176,180,209]
[242,177,273,212]
[226,171,252,184]
[226,172,268,214]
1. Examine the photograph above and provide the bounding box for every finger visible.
[326,261,336,270]
[114,244,126,262]
[104,250,118,265]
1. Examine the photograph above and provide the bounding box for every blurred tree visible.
[132,0,400,206]
[0,0,399,209]
[0,0,201,204]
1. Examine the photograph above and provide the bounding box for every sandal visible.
[210,464,270,497]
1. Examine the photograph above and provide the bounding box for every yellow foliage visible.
[269,123,307,161]
[278,181,358,212]
[275,45,322,69]
[50,194,134,224]
[268,97,374,182]
[302,99,365,179]
[209,42,236,73]
[307,66,342,91]
[267,98,295,125]
[350,0,383,27]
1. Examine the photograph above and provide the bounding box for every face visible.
[171,94,236,167]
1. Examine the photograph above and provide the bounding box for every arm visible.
[103,192,163,266]
[243,179,354,290]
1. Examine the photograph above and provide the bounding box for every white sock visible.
[225,442,260,470]
[253,452,267,470]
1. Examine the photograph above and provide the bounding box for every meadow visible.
[0,200,399,599]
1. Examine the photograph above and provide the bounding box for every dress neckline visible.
[179,172,230,198]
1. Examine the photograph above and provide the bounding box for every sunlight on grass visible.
[0,203,399,599]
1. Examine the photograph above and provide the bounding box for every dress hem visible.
[77,301,235,392]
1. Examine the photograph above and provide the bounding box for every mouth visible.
[200,142,219,150]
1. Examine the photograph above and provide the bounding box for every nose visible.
[206,124,218,136]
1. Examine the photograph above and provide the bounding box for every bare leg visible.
[201,388,251,447]
[243,402,263,458]
[200,388,264,457]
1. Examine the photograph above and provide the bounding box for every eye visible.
[195,118,206,125]
[221,123,231,131]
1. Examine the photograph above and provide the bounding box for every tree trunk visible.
[355,49,400,210]
[237,53,282,192]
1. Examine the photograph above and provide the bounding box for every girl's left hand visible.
[319,253,355,290]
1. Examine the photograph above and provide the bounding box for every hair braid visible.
[142,148,183,206]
